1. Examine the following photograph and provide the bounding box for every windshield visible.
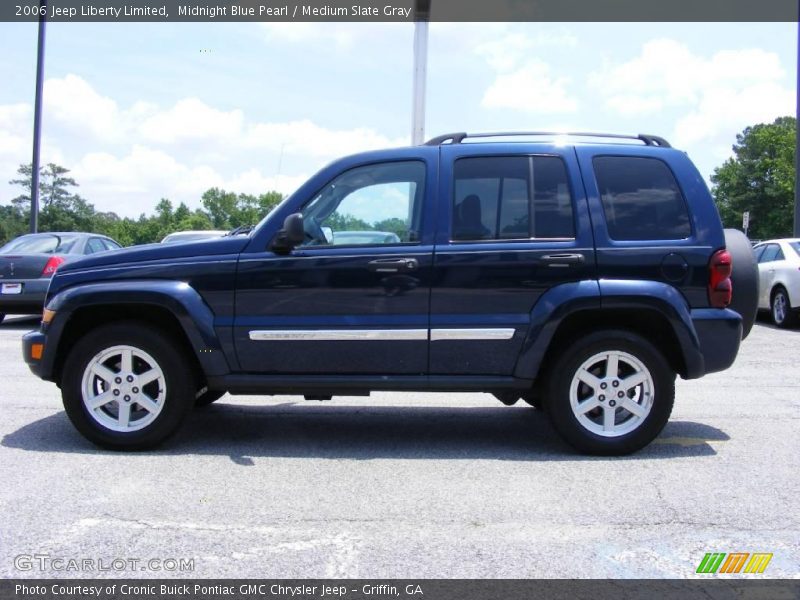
[0,234,80,254]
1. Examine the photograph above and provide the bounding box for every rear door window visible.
[452,156,574,241]
[759,244,781,263]
[593,156,691,241]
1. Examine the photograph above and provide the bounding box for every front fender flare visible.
[42,280,229,381]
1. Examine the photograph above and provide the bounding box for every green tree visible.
[711,116,796,240]
[201,188,283,229]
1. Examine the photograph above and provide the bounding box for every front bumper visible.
[0,278,49,314]
[691,308,743,376]
[22,330,48,379]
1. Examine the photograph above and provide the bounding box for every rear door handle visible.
[540,253,585,267]
[367,258,419,273]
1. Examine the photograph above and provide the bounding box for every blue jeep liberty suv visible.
[22,131,759,455]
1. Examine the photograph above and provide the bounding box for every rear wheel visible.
[771,287,798,328]
[61,321,195,450]
[545,330,674,455]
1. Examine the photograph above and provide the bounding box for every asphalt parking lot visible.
[0,315,797,579]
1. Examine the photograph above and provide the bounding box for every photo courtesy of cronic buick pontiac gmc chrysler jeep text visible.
[21,132,760,455]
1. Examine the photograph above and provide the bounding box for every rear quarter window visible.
[593,156,691,241]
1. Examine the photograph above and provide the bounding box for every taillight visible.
[41,255,65,277]
[708,249,732,308]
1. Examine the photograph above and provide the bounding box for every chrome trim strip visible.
[430,328,516,341]
[249,329,428,341]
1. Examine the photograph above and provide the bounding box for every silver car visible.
[754,238,800,327]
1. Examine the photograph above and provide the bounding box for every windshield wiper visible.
[226,225,255,236]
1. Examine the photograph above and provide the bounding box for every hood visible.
[56,236,251,273]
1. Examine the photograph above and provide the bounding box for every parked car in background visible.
[753,238,800,327]
[161,231,228,244]
[0,232,121,323]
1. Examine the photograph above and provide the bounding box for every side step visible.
[209,374,532,396]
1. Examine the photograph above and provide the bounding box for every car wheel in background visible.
[545,329,675,455]
[724,228,759,339]
[771,287,798,329]
[61,321,195,450]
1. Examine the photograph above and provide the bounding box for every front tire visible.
[545,330,675,455]
[61,321,196,450]
[771,288,797,328]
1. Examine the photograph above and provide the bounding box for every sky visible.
[0,21,796,218]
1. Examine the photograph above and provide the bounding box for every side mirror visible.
[270,213,305,254]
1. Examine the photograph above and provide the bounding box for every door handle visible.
[367,258,419,273]
[539,253,585,267]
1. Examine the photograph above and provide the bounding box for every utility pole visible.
[795,12,800,236]
[30,0,47,233]
[411,0,430,145]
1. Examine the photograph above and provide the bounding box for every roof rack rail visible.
[423,131,672,148]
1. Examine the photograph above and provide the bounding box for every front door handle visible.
[367,258,419,273]
[539,253,585,267]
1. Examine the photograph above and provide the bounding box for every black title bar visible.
[3,0,798,22]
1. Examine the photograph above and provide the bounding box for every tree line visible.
[1,116,797,246]
[0,163,284,246]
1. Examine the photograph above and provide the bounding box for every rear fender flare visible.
[514,280,705,380]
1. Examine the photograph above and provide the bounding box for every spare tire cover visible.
[724,228,759,339]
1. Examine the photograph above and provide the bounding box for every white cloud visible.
[591,39,787,116]
[71,145,306,216]
[138,98,244,144]
[482,60,578,114]
[43,74,125,141]
[476,30,578,72]
[590,38,795,151]
[245,119,407,157]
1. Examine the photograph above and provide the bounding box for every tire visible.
[195,388,226,407]
[724,228,759,339]
[545,330,675,455]
[771,287,798,328]
[0,313,5,325]
[61,321,196,450]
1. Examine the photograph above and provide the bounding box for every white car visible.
[754,238,800,327]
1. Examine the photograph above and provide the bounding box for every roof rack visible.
[424,131,672,148]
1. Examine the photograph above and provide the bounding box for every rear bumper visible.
[0,278,49,314]
[690,308,743,377]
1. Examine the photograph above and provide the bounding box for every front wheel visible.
[61,322,196,450]
[545,330,675,455]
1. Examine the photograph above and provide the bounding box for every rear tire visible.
[545,330,674,455]
[771,287,798,328]
[61,321,196,450]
